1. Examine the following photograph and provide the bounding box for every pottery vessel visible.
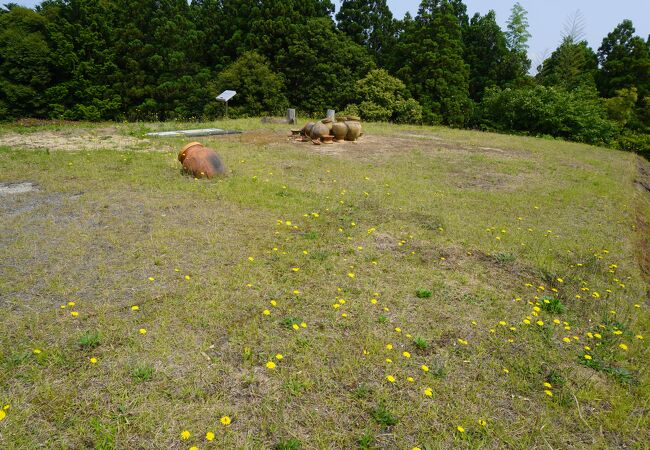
[331,122,348,141]
[178,142,226,179]
[322,135,335,144]
[344,120,363,141]
[301,122,315,137]
[310,121,330,140]
[321,117,334,132]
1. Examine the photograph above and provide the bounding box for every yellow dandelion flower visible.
[348,272,355,278]
[402,351,411,358]
[478,419,487,427]
[139,328,147,335]
[300,322,307,328]
[619,343,628,351]
[71,311,79,317]
[503,368,510,374]
[636,335,644,340]
[148,277,155,281]
[562,337,571,343]
[421,365,429,372]
[184,275,191,280]
[266,361,276,369]
[263,310,271,316]
[90,357,98,364]
[68,301,76,306]
[0,410,5,421]
[407,377,414,382]
[584,354,592,360]
[613,330,623,335]
[292,324,300,330]
[291,267,300,272]
[457,426,465,433]
[523,319,531,325]
[220,416,231,426]
[180,430,191,440]
[293,290,300,295]
[424,387,433,397]
[370,299,378,304]
[385,358,393,363]
[386,375,396,383]
[206,431,215,441]
[386,344,393,350]
[395,327,402,333]
[270,300,277,307]
[545,390,553,397]
[536,320,544,326]
[131,305,139,311]
[32,349,41,354]
[499,321,507,326]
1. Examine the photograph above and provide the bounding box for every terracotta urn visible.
[310,121,330,140]
[344,120,363,141]
[331,122,348,142]
[322,135,335,144]
[301,122,315,137]
[178,142,226,179]
[321,117,334,132]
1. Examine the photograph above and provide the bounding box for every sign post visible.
[216,90,237,119]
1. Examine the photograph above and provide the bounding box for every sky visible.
[11,0,650,71]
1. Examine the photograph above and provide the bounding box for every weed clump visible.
[415,288,432,298]
[540,296,566,314]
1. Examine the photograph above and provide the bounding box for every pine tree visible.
[336,0,396,62]
[463,10,513,100]
[597,20,650,100]
[396,0,469,125]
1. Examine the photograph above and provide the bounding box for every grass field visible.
[1,118,649,449]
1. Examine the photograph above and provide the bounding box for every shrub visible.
[416,289,432,298]
[480,84,619,145]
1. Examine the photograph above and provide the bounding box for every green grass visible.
[0,118,648,448]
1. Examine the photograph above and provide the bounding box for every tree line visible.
[0,0,648,151]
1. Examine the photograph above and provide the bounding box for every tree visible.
[395,0,470,125]
[336,0,396,63]
[0,6,52,119]
[463,10,515,101]
[345,69,422,122]
[210,52,288,117]
[504,2,531,77]
[537,38,598,89]
[597,20,650,100]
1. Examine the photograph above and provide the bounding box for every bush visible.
[210,51,288,118]
[347,69,422,123]
[615,131,650,156]
[480,84,619,145]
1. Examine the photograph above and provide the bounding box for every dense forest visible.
[0,0,649,151]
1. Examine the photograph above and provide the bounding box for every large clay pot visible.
[344,121,363,141]
[301,122,315,137]
[331,122,348,141]
[310,121,329,140]
[178,142,226,179]
[321,117,334,132]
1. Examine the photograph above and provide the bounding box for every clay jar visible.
[344,120,363,141]
[301,122,315,137]
[331,122,348,141]
[321,117,334,133]
[178,142,226,179]
[310,121,330,140]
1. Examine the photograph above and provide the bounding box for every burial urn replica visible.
[178,142,227,179]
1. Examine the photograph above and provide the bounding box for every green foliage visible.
[480,84,619,145]
[416,288,432,298]
[371,401,398,427]
[504,2,532,77]
[604,87,638,127]
[597,20,650,100]
[540,296,566,314]
[537,37,598,89]
[464,11,516,101]
[210,52,288,118]
[131,364,155,382]
[78,330,102,349]
[413,337,429,350]
[348,69,421,123]
[395,0,470,126]
[336,0,396,64]
[274,438,302,450]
